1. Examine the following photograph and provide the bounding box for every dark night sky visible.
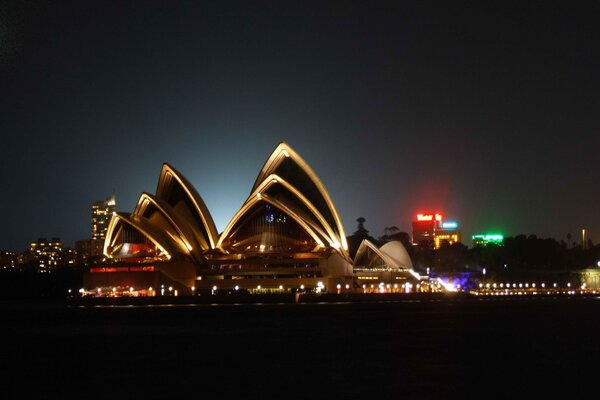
[1,1,598,251]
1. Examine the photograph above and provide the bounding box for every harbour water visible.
[1,296,598,399]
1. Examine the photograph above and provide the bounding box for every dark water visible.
[1,297,599,399]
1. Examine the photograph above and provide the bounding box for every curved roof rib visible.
[354,239,400,269]
[132,192,205,263]
[252,142,348,252]
[217,193,328,252]
[250,174,350,259]
[103,212,179,260]
[155,163,218,250]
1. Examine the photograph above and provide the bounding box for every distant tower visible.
[91,195,116,257]
[582,228,587,250]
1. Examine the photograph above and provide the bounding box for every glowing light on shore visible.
[436,278,457,292]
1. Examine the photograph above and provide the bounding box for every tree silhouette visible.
[346,217,376,259]
[355,217,368,234]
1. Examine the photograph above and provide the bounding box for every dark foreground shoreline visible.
[2,295,599,399]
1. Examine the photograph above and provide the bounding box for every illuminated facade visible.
[412,214,461,249]
[354,239,418,291]
[29,238,63,273]
[353,239,449,292]
[90,142,354,294]
[91,196,117,257]
[87,142,442,295]
[434,221,461,248]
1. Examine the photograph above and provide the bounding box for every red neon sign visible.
[417,214,433,221]
[416,213,443,222]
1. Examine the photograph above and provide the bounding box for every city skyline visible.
[2,156,593,252]
[1,1,598,250]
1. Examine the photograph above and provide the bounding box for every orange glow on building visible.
[434,234,460,248]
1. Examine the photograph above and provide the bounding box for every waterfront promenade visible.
[64,288,600,306]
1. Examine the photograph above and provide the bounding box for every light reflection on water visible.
[2,296,599,398]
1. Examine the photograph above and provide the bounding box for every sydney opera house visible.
[84,142,428,295]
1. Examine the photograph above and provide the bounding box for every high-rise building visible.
[91,195,116,257]
[412,213,461,249]
[29,238,63,273]
[412,213,442,248]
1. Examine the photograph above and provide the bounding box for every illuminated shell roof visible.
[104,142,350,263]
[251,142,348,253]
[155,163,219,250]
[354,240,413,270]
[380,241,414,269]
[217,192,328,251]
[132,192,205,263]
[104,212,176,261]
[104,163,218,261]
